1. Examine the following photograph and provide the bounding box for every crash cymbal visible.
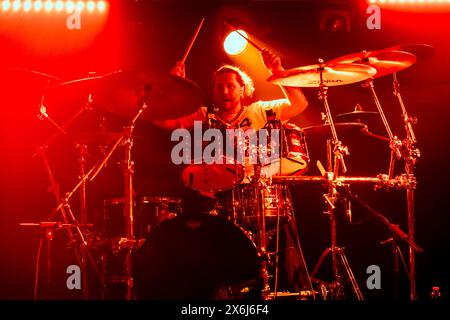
[302,122,368,137]
[385,44,436,61]
[47,70,205,121]
[267,63,377,87]
[328,49,416,78]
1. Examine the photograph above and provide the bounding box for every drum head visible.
[181,158,245,193]
[134,213,259,299]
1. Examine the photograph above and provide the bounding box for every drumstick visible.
[224,21,263,52]
[181,17,205,64]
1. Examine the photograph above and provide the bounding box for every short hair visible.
[213,65,255,99]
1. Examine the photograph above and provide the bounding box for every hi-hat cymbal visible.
[267,63,377,87]
[47,70,206,121]
[328,49,416,78]
[302,122,368,137]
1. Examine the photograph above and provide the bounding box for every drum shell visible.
[133,213,259,299]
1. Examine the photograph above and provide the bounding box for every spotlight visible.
[12,0,20,11]
[2,1,11,12]
[55,0,64,11]
[34,0,43,11]
[24,0,32,11]
[44,0,53,11]
[224,30,249,56]
[97,0,106,12]
[86,0,94,12]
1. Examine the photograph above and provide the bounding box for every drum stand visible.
[310,66,364,300]
[252,164,271,300]
[23,95,104,299]
[89,101,149,300]
[363,75,420,300]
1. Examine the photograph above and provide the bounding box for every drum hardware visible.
[330,45,429,299]
[337,186,423,300]
[277,58,375,298]
[87,101,149,300]
[307,167,364,300]
[27,110,107,300]
[392,71,422,300]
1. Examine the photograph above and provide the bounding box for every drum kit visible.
[17,41,432,300]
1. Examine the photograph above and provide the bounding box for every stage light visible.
[97,0,105,12]
[76,1,83,11]
[224,30,249,56]
[34,0,42,11]
[44,0,52,11]
[12,0,20,11]
[23,0,32,11]
[65,0,74,12]
[55,0,63,11]
[2,0,10,12]
[86,0,94,11]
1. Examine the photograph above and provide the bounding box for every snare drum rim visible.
[179,156,246,193]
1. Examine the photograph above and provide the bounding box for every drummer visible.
[154,48,309,181]
[155,48,307,128]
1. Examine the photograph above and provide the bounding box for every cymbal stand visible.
[317,60,349,176]
[392,72,421,300]
[76,143,89,299]
[89,101,149,300]
[362,79,402,179]
[30,96,100,299]
[311,64,362,299]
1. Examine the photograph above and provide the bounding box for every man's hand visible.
[170,61,186,78]
[261,48,284,74]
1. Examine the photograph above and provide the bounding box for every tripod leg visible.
[336,248,364,300]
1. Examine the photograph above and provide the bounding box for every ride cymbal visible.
[267,63,377,87]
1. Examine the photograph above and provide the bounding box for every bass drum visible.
[133,213,260,300]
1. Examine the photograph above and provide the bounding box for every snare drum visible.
[218,183,294,231]
[181,156,245,193]
[262,123,310,176]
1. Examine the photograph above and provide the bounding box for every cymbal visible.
[336,110,378,122]
[328,49,416,78]
[302,122,368,137]
[267,63,377,87]
[4,67,63,86]
[47,70,205,121]
[385,44,436,61]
